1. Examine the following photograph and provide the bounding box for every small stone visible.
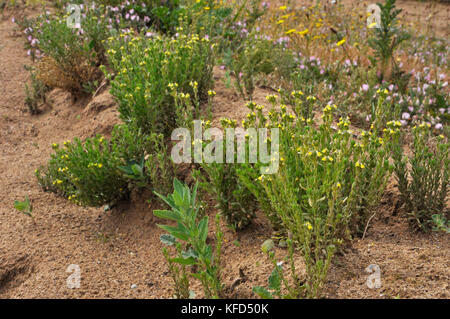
[131,284,137,289]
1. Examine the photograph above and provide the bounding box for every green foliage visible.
[145,133,175,196]
[35,124,150,205]
[14,196,34,221]
[253,239,304,299]
[24,65,49,114]
[367,0,410,81]
[195,162,258,230]
[241,97,394,297]
[35,9,111,94]
[226,36,280,100]
[431,214,450,234]
[154,179,223,299]
[35,135,129,207]
[392,124,449,231]
[105,33,214,135]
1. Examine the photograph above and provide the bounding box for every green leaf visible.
[198,216,209,243]
[173,178,185,197]
[158,224,190,241]
[252,286,273,299]
[14,201,27,212]
[170,257,196,265]
[153,209,181,222]
[268,266,282,291]
[160,234,177,246]
[182,248,199,259]
[261,239,274,253]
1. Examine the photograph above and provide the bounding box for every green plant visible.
[392,124,449,231]
[240,97,394,297]
[227,36,277,100]
[105,32,214,135]
[24,65,49,114]
[253,239,304,299]
[145,133,175,195]
[431,214,450,234]
[35,135,129,207]
[154,179,223,299]
[367,0,410,81]
[192,118,259,230]
[196,162,258,230]
[14,196,34,222]
[119,156,147,189]
[35,8,111,95]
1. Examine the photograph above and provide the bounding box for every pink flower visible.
[361,84,369,92]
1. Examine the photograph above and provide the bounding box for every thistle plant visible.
[154,179,224,299]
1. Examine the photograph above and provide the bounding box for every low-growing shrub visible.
[105,32,214,135]
[195,162,258,231]
[35,135,129,207]
[227,36,288,100]
[35,7,111,95]
[239,96,394,297]
[154,179,223,299]
[392,123,449,231]
[36,122,177,207]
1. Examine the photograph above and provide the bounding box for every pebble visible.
[131,284,137,289]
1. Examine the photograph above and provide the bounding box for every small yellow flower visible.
[336,38,346,46]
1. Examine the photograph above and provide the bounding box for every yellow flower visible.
[279,5,287,10]
[285,29,296,35]
[305,222,313,230]
[336,38,346,46]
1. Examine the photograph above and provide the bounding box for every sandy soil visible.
[0,2,449,299]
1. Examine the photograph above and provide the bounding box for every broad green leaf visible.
[158,224,190,241]
[182,248,199,260]
[268,266,282,291]
[153,209,181,221]
[14,201,27,212]
[160,234,177,246]
[252,286,273,299]
[261,239,274,253]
